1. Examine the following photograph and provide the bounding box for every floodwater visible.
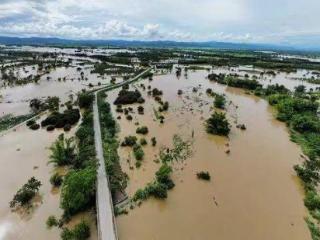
[0,58,317,240]
[0,119,97,240]
[108,69,311,240]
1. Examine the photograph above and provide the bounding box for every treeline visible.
[97,91,128,202]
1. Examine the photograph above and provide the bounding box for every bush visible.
[49,134,76,166]
[206,112,230,136]
[50,173,63,187]
[136,126,149,135]
[29,123,40,130]
[64,124,72,132]
[214,94,226,109]
[121,136,137,147]
[73,221,90,240]
[114,90,144,105]
[46,215,58,228]
[197,171,211,181]
[60,167,96,216]
[41,109,80,129]
[46,125,55,131]
[151,137,157,146]
[140,138,147,145]
[10,177,41,208]
[133,144,144,161]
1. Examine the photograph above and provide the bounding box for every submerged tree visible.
[206,112,230,136]
[49,134,76,166]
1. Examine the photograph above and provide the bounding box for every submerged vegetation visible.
[206,112,231,136]
[10,177,42,208]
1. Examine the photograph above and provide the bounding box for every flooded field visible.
[109,70,311,240]
[0,120,97,240]
[1,49,319,240]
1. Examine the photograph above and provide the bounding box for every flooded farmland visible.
[1,47,320,240]
[110,69,311,240]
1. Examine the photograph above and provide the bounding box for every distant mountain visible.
[0,36,296,51]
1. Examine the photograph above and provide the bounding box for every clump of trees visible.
[136,126,149,135]
[60,167,96,216]
[10,177,42,208]
[121,136,137,147]
[114,89,144,105]
[41,109,80,129]
[78,92,94,109]
[206,112,230,136]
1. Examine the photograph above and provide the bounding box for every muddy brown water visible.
[107,69,311,240]
[0,64,315,240]
[0,117,97,240]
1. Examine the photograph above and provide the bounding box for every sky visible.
[0,0,319,47]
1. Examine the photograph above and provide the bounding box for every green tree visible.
[206,112,230,136]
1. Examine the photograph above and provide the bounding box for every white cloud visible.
[0,0,320,46]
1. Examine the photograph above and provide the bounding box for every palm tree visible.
[49,134,75,166]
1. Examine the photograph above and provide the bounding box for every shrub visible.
[29,123,40,130]
[49,134,76,166]
[114,90,144,105]
[140,138,147,146]
[46,215,58,228]
[126,115,133,121]
[206,112,230,136]
[137,106,144,114]
[73,221,90,240]
[64,124,72,132]
[10,177,42,208]
[197,171,211,181]
[50,173,63,187]
[133,144,144,161]
[46,125,55,131]
[214,94,226,109]
[121,136,137,147]
[136,126,149,135]
[60,167,96,216]
[151,137,157,146]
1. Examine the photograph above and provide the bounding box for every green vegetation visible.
[61,221,90,240]
[136,126,149,135]
[98,91,128,201]
[208,74,261,90]
[121,135,138,147]
[114,89,144,105]
[50,173,63,187]
[132,135,192,203]
[46,215,58,228]
[0,113,36,132]
[206,112,231,136]
[214,94,226,109]
[133,144,144,162]
[41,109,80,129]
[60,167,96,216]
[197,171,211,181]
[78,92,94,109]
[10,177,42,208]
[49,134,76,166]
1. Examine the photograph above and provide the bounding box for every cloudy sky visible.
[0,0,319,47]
